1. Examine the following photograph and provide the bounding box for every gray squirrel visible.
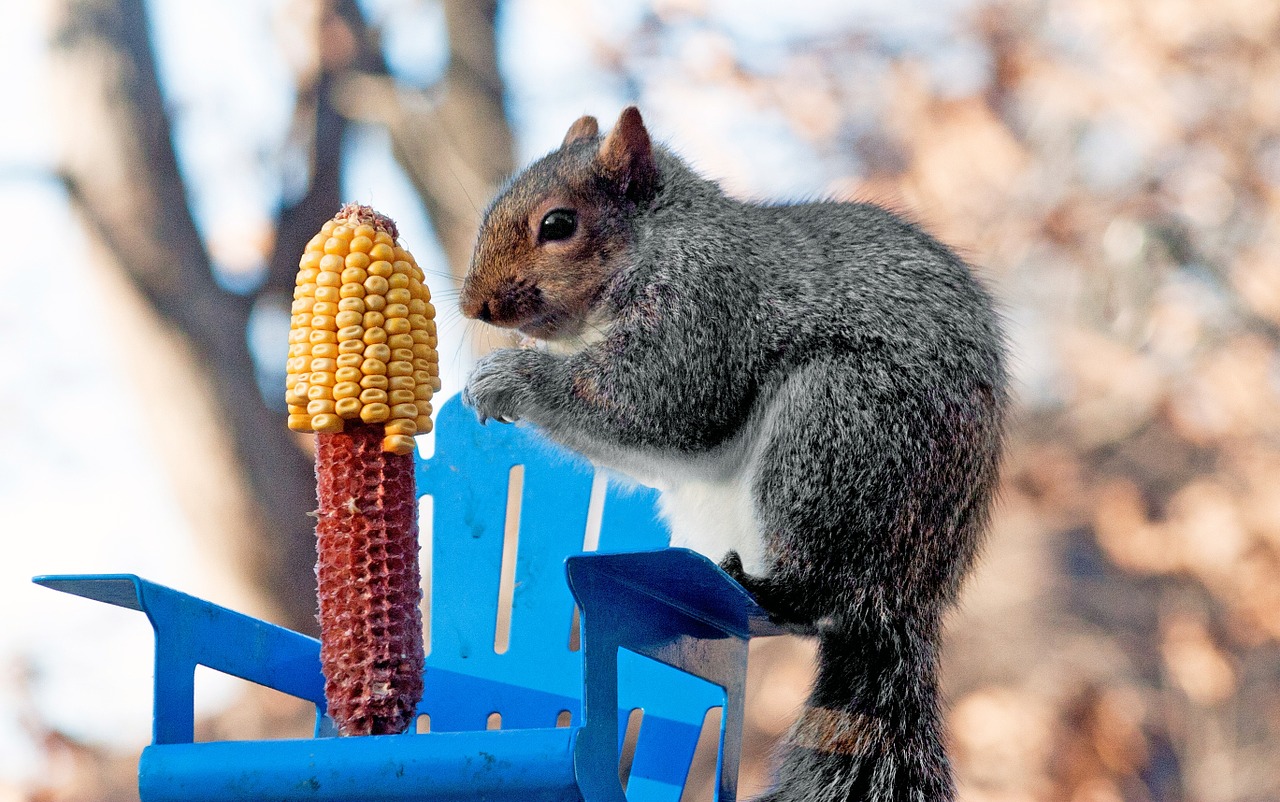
[461,107,1008,802]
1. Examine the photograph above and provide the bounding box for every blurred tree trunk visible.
[336,0,515,281]
[44,0,514,633]
[46,0,322,632]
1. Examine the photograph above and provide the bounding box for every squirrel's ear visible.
[599,106,657,202]
[562,115,599,148]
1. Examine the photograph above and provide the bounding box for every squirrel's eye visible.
[539,209,577,242]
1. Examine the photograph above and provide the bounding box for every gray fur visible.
[463,116,1008,802]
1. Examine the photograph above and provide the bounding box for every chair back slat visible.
[419,395,677,730]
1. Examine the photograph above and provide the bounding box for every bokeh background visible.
[3,0,1279,799]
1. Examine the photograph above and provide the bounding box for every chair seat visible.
[140,727,578,802]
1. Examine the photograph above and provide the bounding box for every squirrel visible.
[460,107,1008,802]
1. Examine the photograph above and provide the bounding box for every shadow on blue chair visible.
[35,394,783,802]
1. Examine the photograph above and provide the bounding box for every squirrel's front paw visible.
[462,348,546,425]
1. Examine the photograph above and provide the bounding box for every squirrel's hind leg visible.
[719,551,820,634]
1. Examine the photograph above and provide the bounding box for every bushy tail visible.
[759,614,953,802]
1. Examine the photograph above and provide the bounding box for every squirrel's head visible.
[462,106,658,341]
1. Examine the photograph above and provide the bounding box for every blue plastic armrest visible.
[33,574,326,744]
[565,549,785,802]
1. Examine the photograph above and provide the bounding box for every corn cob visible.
[288,204,430,736]
[285,202,440,456]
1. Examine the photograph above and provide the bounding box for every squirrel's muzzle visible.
[461,275,543,330]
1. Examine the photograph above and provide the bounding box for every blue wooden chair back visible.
[416,397,727,802]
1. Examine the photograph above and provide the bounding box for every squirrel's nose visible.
[476,300,492,322]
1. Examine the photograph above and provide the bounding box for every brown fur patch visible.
[788,706,887,756]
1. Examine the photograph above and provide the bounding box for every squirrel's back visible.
[628,154,1006,400]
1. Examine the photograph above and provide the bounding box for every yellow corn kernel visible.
[362,327,388,345]
[364,275,390,295]
[345,251,371,270]
[339,282,366,299]
[363,311,386,329]
[365,294,387,312]
[338,339,365,355]
[319,254,344,272]
[430,377,442,391]
[323,237,348,256]
[360,374,389,389]
[311,315,336,332]
[408,314,430,329]
[386,318,411,335]
[412,370,432,385]
[337,296,365,313]
[383,434,416,455]
[286,386,309,407]
[333,381,361,399]
[389,389,416,405]
[409,299,427,315]
[310,357,337,374]
[332,224,353,240]
[335,397,362,419]
[286,356,309,373]
[411,330,432,344]
[374,231,393,245]
[360,388,388,405]
[386,419,416,436]
[415,415,434,434]
[388,361,413,377]
[362,358,388,375]
[335,310,362,328]
[388,333,414,349]
[369,243,395,262]
[321,220,337,235]
[361,403,391,424]
[388,273,410,290]
[337,325,365,342]
[292,297,316,314]
[312,301,338,317]
[309,330,337,344]
[349,235,373,254]
[336,353,364,368]
[311,413,344,433]
[288,413,312,431]
[414,384,433,400]
[316,270,341,287]
[412,344,437,361]
[288,404,307,415]
[307,399,336,415]
[364,343,392,362]
[300,250,323,270]
[390,403,418,420]
[368,260,393,278]
[354,224,376,240]
[391,348,414,362]
[415,399,433,416]
[294,282,316,300]
[288,342,309,357]
[388,375,415,391]
[315,286,340,303]
[341,267,368,285]
[311,342,338,359]
[308,385,334,401]
[385,303,410,320]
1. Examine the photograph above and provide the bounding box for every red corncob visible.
[287,204,436,736]
[314,422,424,735]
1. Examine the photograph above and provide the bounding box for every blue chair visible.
[35,394,782,802]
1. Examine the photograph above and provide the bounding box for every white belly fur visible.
[657,475,765,575]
